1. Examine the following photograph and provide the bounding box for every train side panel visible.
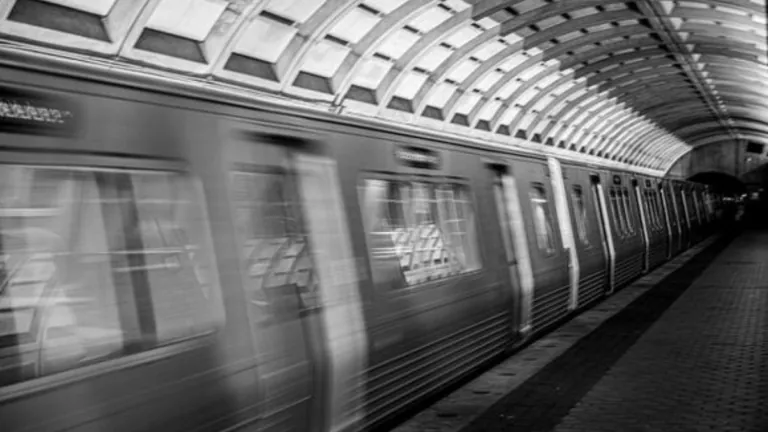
[330,134,513,430]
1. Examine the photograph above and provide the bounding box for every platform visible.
[393,229,768,432]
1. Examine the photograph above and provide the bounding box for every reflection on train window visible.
[571,186,590,247]
[0,165,224,387]
[621,188,633,234]
[359,179,481,287]
[529,184,556,256]
[229,170,320,324]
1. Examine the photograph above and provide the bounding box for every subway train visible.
[0,60,720,432]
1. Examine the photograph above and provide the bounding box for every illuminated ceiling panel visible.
[408,6,452,33]
[301,40,350,78]
[233,17,296,63]
[146,0,228,42]
[415,45,454,71]
[52,0,116,16]
[264,0,325,24]
[329,7,381,45]
[378,28,420,60]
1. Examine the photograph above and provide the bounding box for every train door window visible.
[570,186,590,247]
[0,165,224,387]
[645,190,658,230]
[615,187,629,236]
[230,169,321,319]
[529,183,556,256]
[654,191,663,229]
[650,191,660,229]
[359,178,481,287]
[621,188,633,234]
[641,190,652,230]
[609,188,624,237]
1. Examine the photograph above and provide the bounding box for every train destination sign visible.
[395,146,441,169]
[0,87,78,137]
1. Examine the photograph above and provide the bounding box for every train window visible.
[621,188,633,234]
[644,190,654,230]
[230,170,321,322]
[653,191,664,229]
[0,165,224,387]
[609,188,624,237]
[570,186,590,247]
[642,190,653,230]
[359,179,481,287]
[529,184,556,256]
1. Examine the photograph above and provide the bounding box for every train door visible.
[515,161,570,332]
[226,133,367,432]
[659,183,676,259]
[560,165,608,309]
[692,189,703,227]
[590,175,615,293]
[489,163,533,337]
[679,185,691,247]
[633,179,650,272]
[547,157,579,310]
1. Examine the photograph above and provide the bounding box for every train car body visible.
[0,59,719,432]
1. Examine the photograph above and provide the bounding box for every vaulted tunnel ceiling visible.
[0,0,765,174]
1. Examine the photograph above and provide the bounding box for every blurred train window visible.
[0,165,223,387]
[229,170,320,321]
[359,179,481,287]
[570,186,590,247]
[529,184,556,256]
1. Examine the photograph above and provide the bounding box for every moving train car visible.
[0,60,719,432]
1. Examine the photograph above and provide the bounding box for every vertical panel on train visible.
[512,160,570,333]
[225,132,366,432]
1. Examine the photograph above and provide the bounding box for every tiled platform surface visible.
[552,231,768,432]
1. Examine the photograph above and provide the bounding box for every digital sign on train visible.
[395,146,441,170]
[0,87,78,137]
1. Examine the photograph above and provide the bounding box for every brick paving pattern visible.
[459,233,736,432]
[553,231,768,432]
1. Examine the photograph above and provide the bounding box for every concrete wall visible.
[666,141,768,180]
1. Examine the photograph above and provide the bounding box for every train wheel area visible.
[391,228,767,432]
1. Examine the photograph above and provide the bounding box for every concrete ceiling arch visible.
[0,0,765,175]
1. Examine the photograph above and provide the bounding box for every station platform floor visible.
[393,228,768,432]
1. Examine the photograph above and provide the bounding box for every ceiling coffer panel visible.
[1,0,766,172]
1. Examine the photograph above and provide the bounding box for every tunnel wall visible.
[666,141,768,180]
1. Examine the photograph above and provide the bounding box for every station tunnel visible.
[0,1,766,432]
